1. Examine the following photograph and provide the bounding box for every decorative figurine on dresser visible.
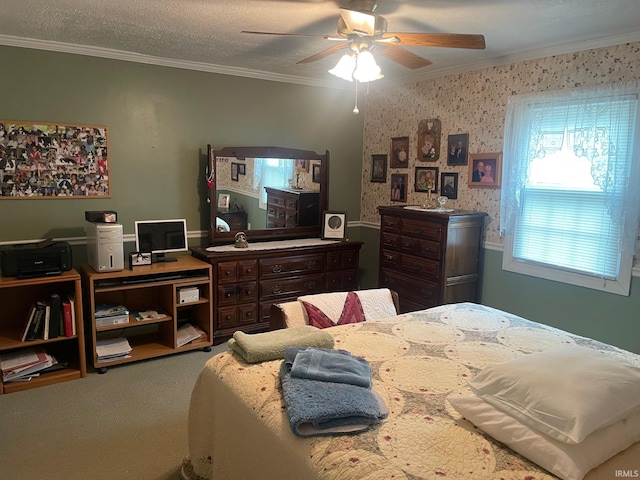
[378,205,487,313]
[191,145,362,344]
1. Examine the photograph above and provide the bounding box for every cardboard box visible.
[178,287,199,304]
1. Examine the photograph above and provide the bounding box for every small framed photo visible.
[418,118,441,161]
[390,173,408,202]
[312,163,321,183]
[371,154,387,182]
[217,193,230,209]
[129,251,151,269]
[468,152,502,188]
[390,136,409,168]
[322,211,347,240]
[441,172,459,199]
[447,133,469,166]
[231,163,239,181]
[294,159,309,172]
[415,166,439,193]
[237,163,246,175]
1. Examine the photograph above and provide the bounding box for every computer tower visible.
[86,222,124,272]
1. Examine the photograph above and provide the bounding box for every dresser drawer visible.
[217,260,258,284]
[260,254,324,278]
[380,269,440,309]
[400,219,442,241]
[381,232,400,250]
[381,215,402,232]
[399,236,442,260]
[217,282,257,306]
[326,250,359,271]
[217,304,259,330]
[326,269,358,291]
[260,273,325,300]
[398,253,440,279]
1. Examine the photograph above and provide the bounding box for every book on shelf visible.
[177,323,205,347]
[21,305,37,342]
[62,298,74,337]
[95,304,129,318]
[25,302,47,341]
[96,337,132,363]
[49,293,62,339]
[67,294,77,336]
[1,348,57,383]
[42,303,51,340]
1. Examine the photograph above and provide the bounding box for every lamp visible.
[328,48,383,83]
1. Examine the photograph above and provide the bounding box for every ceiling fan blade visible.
[376,45,432,69]
[338,8,379,36]
[380,32,486,49]
[297,43,350,64]
[241,31,344,41]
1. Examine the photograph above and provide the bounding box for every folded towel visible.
[279,361,388,437]
[285,347,372,388]
[227,325,334,364]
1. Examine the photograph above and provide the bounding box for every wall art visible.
[447,133,469,166]
[390,173,408,202]
[390,137,409,168]
[0,120,109,198]
[468,152,502,188]
[441,172,459,199]
[418,118,441,161]
[321,211,347,240]
[371,154,387,182]
[415,166,439,193]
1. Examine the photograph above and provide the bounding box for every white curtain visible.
[500,82,640,284]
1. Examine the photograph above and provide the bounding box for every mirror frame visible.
[208,145,330,244]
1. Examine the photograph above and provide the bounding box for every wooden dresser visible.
[265,187,320,228]
[217,209,248,231]
[191,240,362,343]
[378,206,486,313]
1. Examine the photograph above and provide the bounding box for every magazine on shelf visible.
[95,304,129,318]
[177,323,205,347]
[1,348,57,383]
[96,337,132,362]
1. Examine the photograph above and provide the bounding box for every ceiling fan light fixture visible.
[353,50,383,82]
[328,53,356,81]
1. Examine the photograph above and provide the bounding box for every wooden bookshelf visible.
[0,269,87,395]
[79,255,213,373]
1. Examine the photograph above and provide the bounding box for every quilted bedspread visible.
[182,302,640,480]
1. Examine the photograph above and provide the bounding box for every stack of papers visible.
[1,348,57,383]
[177,323,205,347]
[96,337,132,363]
[95,304,130,326]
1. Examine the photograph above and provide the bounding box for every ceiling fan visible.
[242,0,486,76]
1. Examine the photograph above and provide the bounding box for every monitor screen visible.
[134,219,188,260]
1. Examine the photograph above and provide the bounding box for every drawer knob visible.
[225,292,232,298]
[225,270,232,276]
[306,260,316,269]
[246,312,252,318]
[271,264,283,273]
[304,281,316,289]
[272,285,282,294]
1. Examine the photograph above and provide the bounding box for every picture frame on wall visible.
[237,163,246,175]
[371,154,387,182]
[390,137,409,168]
[321,211,347,240]
[0,120,110,198]
[468,152,502,188]
[390,173,408,202]
[312,163,321,183]
[441,172,459,199]
[294,159,309,172]
[415,166,439,193]
[417,118,441,161]
[231,163,239,181]
[447,133,469,166]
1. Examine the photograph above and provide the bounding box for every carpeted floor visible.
[0,342,228,480]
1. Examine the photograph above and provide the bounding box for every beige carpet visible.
[0,343,228,480]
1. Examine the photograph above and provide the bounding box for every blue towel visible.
[279,361,388,437]
[285,347,372,388]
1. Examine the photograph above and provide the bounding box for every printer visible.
[0,239,73,278]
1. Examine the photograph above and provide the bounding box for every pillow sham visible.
[301,291,366,329]
[448,394,640,480]
[468,346,640,444]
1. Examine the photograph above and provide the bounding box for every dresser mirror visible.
[208,145,329,244]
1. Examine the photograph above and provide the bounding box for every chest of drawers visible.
[265,187,320,228]
[378,206,486,313]
[192,240,361,343]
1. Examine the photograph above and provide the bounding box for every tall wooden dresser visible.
[191,240,362,344]
[265,187,320,228]
[378,206,487,313]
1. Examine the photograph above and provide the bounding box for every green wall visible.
[0,45,363,243]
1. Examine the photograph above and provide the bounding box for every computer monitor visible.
[134,219,188,262]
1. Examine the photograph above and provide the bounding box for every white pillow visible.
[297,288,397,325]
[468,346,640,444]
[278,301,307,328]
[448,395,640,480]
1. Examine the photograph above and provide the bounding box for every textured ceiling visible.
[1,0,640,87]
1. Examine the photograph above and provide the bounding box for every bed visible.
[181,301,640,480]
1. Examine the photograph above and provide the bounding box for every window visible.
[500,84,640,295]
[253,158,294,208]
